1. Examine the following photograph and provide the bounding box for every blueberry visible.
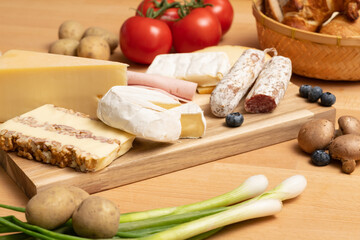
[226,112,244,127]
[308,86,323,102]
[311,150,331,166]
[299,84,312,98]
[320,92,336,107]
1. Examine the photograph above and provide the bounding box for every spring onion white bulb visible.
[260,174,307,201]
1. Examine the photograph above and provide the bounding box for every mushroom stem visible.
[342,160,356,174]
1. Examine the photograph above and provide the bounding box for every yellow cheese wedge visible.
[0,50,127,122]
[0,104,135,172]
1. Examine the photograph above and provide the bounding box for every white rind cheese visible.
[97,86,206,142]
[146,52,231,87]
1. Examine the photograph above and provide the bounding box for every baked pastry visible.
[320,12,360,36]
[265,0,360,32]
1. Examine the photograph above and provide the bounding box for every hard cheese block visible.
[0,50,127,122]
[0,104,135,172]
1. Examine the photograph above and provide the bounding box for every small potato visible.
[297,119,335,154]
[49,39,79,56]
[58,20,85,40]
[72,196,120,238]
[66,186,89,208]
[83,27,118,52]
[25,186,76,229]
[77,36,110,60]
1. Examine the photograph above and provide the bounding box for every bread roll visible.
[320,12,360,36]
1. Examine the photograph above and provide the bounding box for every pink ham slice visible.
[127,71,198,101]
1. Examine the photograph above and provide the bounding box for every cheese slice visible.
[0,50,127,122]
[97,86,206,142]
[146,52,231,87]
[195,45,272,66]
[0,104,135,172]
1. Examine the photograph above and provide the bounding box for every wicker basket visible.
[252,0,360,81]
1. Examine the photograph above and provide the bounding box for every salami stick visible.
[244,56,292,113]
[210,49,268,117]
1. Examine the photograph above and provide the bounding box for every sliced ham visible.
[127,71,198,101]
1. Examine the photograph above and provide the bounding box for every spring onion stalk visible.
[119,175,268,223]
[138,198,282,240]
[0,233,34,240]
[0,216,85,240]
[118,207,226,232]
[116,224,178,238]
[0,205,25,213]
[181,175,308,240]
[187,228,222,240]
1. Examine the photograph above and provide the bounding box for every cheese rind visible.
[0,104,135,172]
[97,86,206,142]
[0,50,128,122]
[146,52,231,87]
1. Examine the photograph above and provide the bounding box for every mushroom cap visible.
[329,134,360,161]
[297,119,335,153]
[338,115,360,135]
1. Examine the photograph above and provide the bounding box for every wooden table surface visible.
[1,0,360,239]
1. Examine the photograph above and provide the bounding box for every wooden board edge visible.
[0,150,36,198]
[33,108,333,196]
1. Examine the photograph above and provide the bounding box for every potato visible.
[83,26,118,52]
[25,186,76,229]
[58,20,85,40]
[72,196,120,238]
[297,119,335,154]
[66,186,89,208]
[49,39,79,56]
[77,36,110,60]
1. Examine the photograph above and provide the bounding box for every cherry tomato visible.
[204,0,234,35]
[171,8,222,53]
[120,16,172,64]
[158,8,179,28]
[136,0,179,28]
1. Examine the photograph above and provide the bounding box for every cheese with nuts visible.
[146,52,231,87]
[0,104,135,172]
[97,86,206,142]
[0,49,127,122]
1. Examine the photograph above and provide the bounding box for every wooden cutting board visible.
[0,83,335,198]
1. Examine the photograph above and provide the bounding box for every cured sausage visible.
[244,56,292,113]
[210,49,268,117]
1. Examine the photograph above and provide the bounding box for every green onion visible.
[0,204,25,213]
[119,174,268,223]
[138,198,282,240]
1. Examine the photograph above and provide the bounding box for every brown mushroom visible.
[338,115,360,135]
[297,119,335,154]
[328,134,360,174]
